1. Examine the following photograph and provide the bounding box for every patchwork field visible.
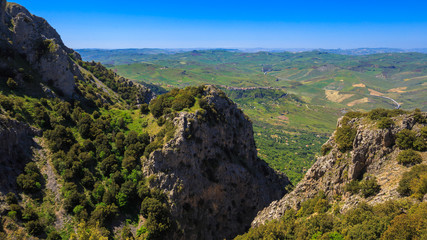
[79,49,427,183]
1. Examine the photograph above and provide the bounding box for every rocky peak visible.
[1,0,82,97]
[252,111,427,227]
[143,86,290,239]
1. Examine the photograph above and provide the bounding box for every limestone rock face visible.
[2,1,82,96]
[143,86,290,240]
[252,112,427,227]
[0,114,41,193]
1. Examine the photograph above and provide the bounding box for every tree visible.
[397,149,422,166]
[45,125,76,152]
[7,77,17,89]
[335,118,356,152]
[395,129,416,150]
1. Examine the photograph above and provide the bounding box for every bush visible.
[359,177,381,198]
[335,118,356,152]
[89,203,118,226]
[149,87,200,118]
[377,117,394,129]
[6,192,18,205]
[6,77,17,89]
[397,149,422,166]
[395,129,416,150]
[344,111,366,119]
[397,164,427,199]
[140,103,149,114]
[345,180,360,194]
[368,108,406,120]
[44,125,76,152]
[16,162,42,193]
[321,144,332,156]
[25,220,45,236]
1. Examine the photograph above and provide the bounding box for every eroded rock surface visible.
[252,113,427,227]
[0,114,41,193]
[143,86,290,240]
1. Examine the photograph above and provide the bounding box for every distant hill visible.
[78,48,427,183]
[78,48,427,65]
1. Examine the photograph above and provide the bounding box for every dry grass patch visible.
[347,97,369,106]
[325,90,354,103]
[388,87,407,93]
[352,83,366,88]
[368,88,384,96]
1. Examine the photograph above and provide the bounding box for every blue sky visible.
[11,0,427,49]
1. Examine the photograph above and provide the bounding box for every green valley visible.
[79,49,427,183]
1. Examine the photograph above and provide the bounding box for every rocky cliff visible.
[0,114,41,193]
[143,86,290,240]
[0,0,82,96]
[252,111,427,227]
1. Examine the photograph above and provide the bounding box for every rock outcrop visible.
[143,86,290,240]
[1,1,82,96]
[0,114,41,193]
[252,112,427,227]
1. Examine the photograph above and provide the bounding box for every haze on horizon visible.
[11,0,427,49]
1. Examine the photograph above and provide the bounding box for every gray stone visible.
[252,113,427,227]
[143,86,290,240]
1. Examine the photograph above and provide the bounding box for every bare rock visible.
[2,1,83,97]
[143,86,290,240]
[252,112,427,227]
[0,114,41,193]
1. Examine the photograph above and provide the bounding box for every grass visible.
[78,49,427,184]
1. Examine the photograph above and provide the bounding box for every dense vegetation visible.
[0,54,205,239]
[235,196,427,240]
[80,49,427,184]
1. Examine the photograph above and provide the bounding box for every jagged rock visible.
[252,112,427,227]
[143,86,290,240]
[1,1,82,97]
[0,114,41,193]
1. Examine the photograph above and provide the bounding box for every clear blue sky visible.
[11,0,427,49]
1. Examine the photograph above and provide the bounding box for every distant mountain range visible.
[77,47,427,59]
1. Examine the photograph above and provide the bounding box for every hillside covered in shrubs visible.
[245,108,427,239]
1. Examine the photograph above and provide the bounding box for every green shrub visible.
[397,149,422,166]
[16,162,42,193]
[397,164,427,199]
[368,108,406,120]
[413,109,427,124]
[5,192,18,205]
[149,87,201,118]
[321,144,332,156]
[6,77,17,89]
[344,111,366,119]
[377,117,394,129]
[157,116,166,126]
[44,125,76,152]
[140,103,149,114]
[345,180,360,194]
[335,118,356,152]
[395,129,416,150]
[359,177,381,198]
[25,220,45,236]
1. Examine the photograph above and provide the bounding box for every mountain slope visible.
[252,109,427,226]
[143,86,289,239]
[0,1,289,239]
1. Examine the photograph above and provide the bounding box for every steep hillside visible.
[143,86,289,239]
[236,109,427,239]
[79,48,427,184]
[0,1,289,239]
